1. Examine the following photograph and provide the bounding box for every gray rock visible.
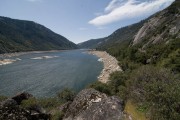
[0,99,17,107]
[63,88,124,120]
[0,92,50,120]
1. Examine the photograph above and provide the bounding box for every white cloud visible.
[89,0,175,26]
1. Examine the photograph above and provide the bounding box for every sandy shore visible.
[0,50,64,59]
[0,50,64,65]
[88,50,122,83]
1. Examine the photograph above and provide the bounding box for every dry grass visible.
[124,100,148,120]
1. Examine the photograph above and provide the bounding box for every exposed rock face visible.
[133,0,180,46]
[63,88,124,120]
[0,92,50,120]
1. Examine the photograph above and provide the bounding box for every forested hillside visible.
[0,16,77,54]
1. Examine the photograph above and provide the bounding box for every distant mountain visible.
[78,20,146,50]
[0,16,77,54]
[78,38,105,49]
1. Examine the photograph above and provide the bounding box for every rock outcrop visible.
[63,88,124,120]
[12,92,33,105]
[0,92,50,120]
[133,0,180,47]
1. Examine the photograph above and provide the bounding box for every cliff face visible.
[133,0,180,47]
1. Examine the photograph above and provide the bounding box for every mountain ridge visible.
[0,16,77,54]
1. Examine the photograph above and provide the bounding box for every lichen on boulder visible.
[63,88,124,120]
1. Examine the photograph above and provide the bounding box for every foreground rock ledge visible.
[0,92,50,120]
[63,88,124,120]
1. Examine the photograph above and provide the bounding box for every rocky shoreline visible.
[88,50,122,83]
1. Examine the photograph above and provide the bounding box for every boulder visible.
[12,92,33,104]
[0,99,17,107]
[63,88,124,120]
[0,92,51,120]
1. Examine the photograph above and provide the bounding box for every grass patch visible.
[0,95,8,102]
[124,100,148,120]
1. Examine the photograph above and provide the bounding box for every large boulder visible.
[0,92,50,120]
[0,99,17,107]
[12,92,33,105]
[63,88,124,120]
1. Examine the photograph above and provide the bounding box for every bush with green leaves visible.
[38,98,63,111]
[0,95,8,102]
[51,111,64,120]
[108,71,128,94]
[57,88,75,102]
[128,66,180,120]
[87,81,112,95]
[21,97,37,109]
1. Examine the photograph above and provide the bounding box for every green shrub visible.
[38,98,62,111]
[87,81,112,95]
[21,97,37,108]
[51,111,64,120]
[0,95,8,102]
[117,85,127,100]
[128,66,180,120]
[57,88,75,102]
[160,49,180,73]
[109,71,128,94]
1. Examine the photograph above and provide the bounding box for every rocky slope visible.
[0,89,124,120]
[133,0,180,47]
[0,16,77,54]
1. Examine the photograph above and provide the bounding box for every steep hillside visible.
[78,20,145,49]
[133,0,180,47]
[0,16,77,54]
[78,38,105,49]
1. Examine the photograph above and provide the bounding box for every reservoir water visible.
[0,50,103,97]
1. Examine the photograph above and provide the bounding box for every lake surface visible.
[0,50,103,97]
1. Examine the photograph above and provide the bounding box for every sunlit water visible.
[0,50,103,97]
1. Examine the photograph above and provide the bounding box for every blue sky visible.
[0,0,175,43]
